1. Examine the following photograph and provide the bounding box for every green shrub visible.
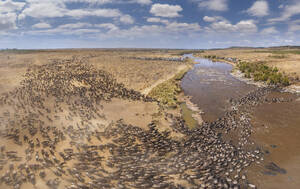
[237,62,290,86]
[245,72,251,78]
[148,68,190,108]
[282,76,290,86]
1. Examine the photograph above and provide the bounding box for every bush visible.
[148,68,190,108]
[245,72,251,78]
[237,62,290,86]
[282,76,290,86]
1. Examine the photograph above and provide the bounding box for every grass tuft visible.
[148,68,190,108]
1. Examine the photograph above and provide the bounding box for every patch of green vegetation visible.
[148,67,190,108]
[204,55,217,59]
[237,62,290,86]
[183,57,196,64]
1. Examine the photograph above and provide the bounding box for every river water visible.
[181,54,300,189]
[181,54,256,122]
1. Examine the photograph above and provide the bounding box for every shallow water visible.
[247,92,300,189]
[181,54,256,122]
[181,54,300,188]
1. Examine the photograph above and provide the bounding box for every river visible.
[181,54,300,189]
[181,54,256,122]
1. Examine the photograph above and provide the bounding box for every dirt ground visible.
[0,49,191,189]
[0,49,189,93]
[1,48,298,189]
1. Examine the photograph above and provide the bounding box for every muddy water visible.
[181,54,300,189]
[247,92,300,189]
[181,54,256,122]
[180,103,198,129]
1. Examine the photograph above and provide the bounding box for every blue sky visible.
[1,0,300,49]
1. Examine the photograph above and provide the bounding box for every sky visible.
[1,0,300,49]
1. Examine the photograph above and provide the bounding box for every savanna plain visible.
[0,47,299,189]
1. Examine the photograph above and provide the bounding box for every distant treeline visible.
[0,49,50,54]
[175,50,205,56]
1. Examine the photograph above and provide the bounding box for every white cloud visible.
[203,16,216,22]
[19,0,128,20]
[130,0,151,5]
[66,9,122,18]
[0,1,23,32]
[166,22,201,32]
[95,23,119,31]
[150,3,182,18]
[210,21,235,32]
[0,12,17,31]
[29,27,100,35]
[147,17,169,24]
[99,21,201,39]
[278,4,284,9]
[236,20,258,33]
[0,0,26,13]
[100,25,163,38]
[247,1,269,17]
[32,22,51,29]
[203,16,225,22]
[198,0,228,11]
[260,27,278,35]
[63,0,152,5]
[18,1,66,19]
[288,20,300,32]
[210,20,257,33]
[289,25,300,32]
[120,15,134,24]
[269,2,300,22]
[58,22,92,29]
[62,0,114,4]
[64,29,100,35]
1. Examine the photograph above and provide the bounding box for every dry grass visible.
[89,53,189,92]
[0,48,189,134]
[0,49,191,188]
[0,49,191,93]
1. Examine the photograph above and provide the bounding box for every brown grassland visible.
[0,48,299,189]
[0,49,194,188]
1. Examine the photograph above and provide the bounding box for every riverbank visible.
[195,54,300,94]
[193,47,300,93]
[146,63,204,129]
